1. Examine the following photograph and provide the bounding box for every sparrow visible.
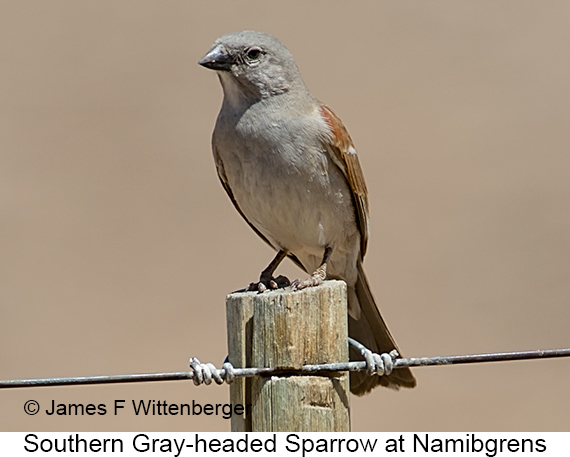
[199,31,416,395]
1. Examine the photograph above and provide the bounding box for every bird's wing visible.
[212,143,307,272]
[212,144,275,249]
[319,104,370,257]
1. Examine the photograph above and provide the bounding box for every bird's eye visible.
[246,47,263,61]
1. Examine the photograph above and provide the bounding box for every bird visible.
[198,30,416,395]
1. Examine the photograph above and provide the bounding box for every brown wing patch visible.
[319,105,370,257]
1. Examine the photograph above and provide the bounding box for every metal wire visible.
[2,344,569,389]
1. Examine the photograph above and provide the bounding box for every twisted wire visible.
[2,343,569,389]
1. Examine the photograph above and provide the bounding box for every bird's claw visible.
[247,274,290,293]
[291,262,327,291]
[291,274,325,291]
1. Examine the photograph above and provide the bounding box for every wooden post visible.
[226,280,350,432]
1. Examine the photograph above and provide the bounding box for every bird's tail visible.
[348,260,416,395]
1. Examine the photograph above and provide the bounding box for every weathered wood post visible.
[226,280,350,432]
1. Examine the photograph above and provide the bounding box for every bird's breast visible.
[214,110,358,259]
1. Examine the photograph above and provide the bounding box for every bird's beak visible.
[198,45,233,71]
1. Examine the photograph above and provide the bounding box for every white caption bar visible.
[1,432,567,456]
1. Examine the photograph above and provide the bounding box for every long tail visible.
[348,260,416,395]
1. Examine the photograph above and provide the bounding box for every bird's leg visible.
[291,246,333,291]
[247,249,290,292]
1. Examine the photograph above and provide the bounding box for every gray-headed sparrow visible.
[199,31,416,395]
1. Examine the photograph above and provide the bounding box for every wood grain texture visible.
[226,280,350,432]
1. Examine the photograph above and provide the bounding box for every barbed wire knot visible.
[222,362,236,384]
[348,337,399,377]
[189,358,235,385]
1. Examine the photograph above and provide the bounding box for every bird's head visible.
[199,31,307,104]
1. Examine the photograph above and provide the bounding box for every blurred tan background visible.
[1,1,569,432]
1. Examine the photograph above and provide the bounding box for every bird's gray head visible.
[198,31,307,104]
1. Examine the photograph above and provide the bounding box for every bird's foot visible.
[291,265,327,291]
[247,274,290,293]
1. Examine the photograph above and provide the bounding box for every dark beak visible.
[198,45,233,71]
